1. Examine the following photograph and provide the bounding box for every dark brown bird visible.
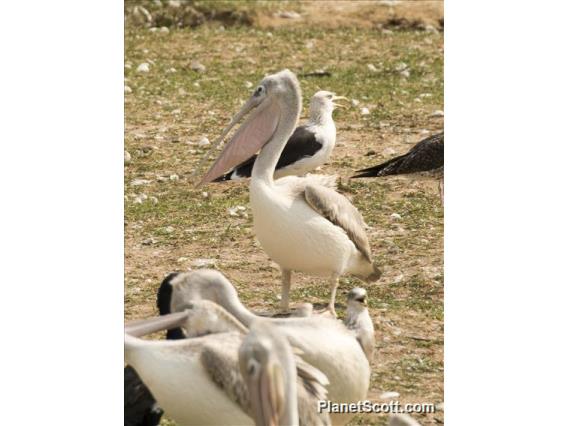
[352,132,443,178]
[352,132,444,200]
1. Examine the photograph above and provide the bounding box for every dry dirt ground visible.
[125,1,443,425]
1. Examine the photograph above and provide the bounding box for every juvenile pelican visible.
[199,70,381,317]
[125,313,331,426]
[214,91,346,181]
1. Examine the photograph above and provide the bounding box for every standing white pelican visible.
[199,70,381,317]
[214,90,346,181]
[125,312,331,426]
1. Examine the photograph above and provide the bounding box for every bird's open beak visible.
[247,359,284,426]
[197,94,281,186]
[332,95,349,109]
[124,311,189,337]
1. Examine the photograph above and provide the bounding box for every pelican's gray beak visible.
[124,311,189,337]
[245,358,284,426]
[332,95,349,109]
[197,93,280,186]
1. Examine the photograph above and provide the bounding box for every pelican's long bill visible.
[198,89,281,186]
[240,342,286,426]
[124,311,189,337]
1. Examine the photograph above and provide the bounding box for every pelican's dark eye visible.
[254,86,263,97]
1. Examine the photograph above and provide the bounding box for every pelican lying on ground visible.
[125,269,374,426]
[125,311,331,426]
[214,90,346,181]
[352,132,444,199]
[199,69,381,317]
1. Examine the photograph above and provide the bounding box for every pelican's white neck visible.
[251,92,301,185]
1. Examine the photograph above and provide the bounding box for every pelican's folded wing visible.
[303,184,372,262]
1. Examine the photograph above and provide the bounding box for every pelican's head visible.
[309,90,348,119]
[198,69,302,185]
[239,320,298,426]
[175,299,248,337]
[347,287,368,312]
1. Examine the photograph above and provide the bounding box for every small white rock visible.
[166,67,176,73]
[276,10,301,19]
[382,147,396,156]
[395,62,408,72]
[169,174,179,181]
[367,63,378,72]
[124,85,132,94]
[425,24,439,33]
[351,99,360,107]
[193,82,200,87]
[124,151,131,164]
[390,213,402,220]
[379,391,400,400]
[160,26,170,34]
[141,237,156,245]
[305,40,315,49]
[191,258,216,268]
[430,110,444,118]
[131,179,151,186]
[149,196,158,204]
[198,137,210,147]
[136,62,150,73]
[360,107,370,116]
[168,0,181,7]
[393,274,404,283]
[400,69,410,78]
[171,108,181,115]
[190,60,206,73]
[227,207,239,217]
[201,191,209,199]
[244,81,253,88]
[177,256,188,263]
[164,226,174,234]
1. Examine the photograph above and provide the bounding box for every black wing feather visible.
[213,125,323,181]
[352,132,444,178]
[124,366,164,426]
